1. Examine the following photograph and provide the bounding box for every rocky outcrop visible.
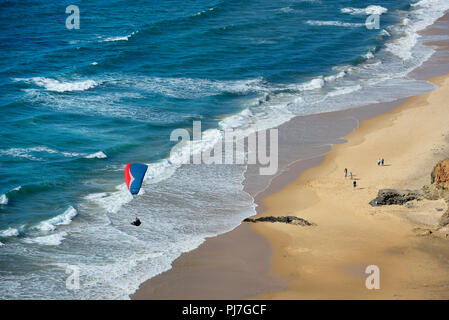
[431,159,449,187]
[369,159,449,229]
[439,211,449,227]
[422,184,449,201]
[369,189,424,207]
[428,160,449,227]
[243,216,313,226]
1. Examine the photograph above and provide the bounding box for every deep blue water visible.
[1,0,448,299]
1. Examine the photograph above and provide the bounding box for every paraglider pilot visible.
[124,163,148,226]
[131,217,141,226]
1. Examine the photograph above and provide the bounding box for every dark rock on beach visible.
[369,189,424,206]
[243,216,313,226]
[369,159,449,228]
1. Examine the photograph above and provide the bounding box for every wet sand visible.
[131,223,284,299]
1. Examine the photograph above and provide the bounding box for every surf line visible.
[170,121,279,175]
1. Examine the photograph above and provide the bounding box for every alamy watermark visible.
[170,121,278,175]
[66,265,80,290]
[365,14,380,30]
[365,265,380,290]
[66,5,80,30]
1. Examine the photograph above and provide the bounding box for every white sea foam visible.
[31,77,97,92]
[306,20,365,27]
[102,31,138,42]
[193,8,214,16]
[385,0,449,60]
[327,84,362,97]
[364,51,375,60]
[0,146,82,161]
[84,151,107,159]
[87,185,133,214]
[15,77,98,92]
[289,77,325,91]
[0,147,43,161]
[380,29,391,37]
[303,77,325,90]
[324,71,346,82]
[24,232,67,246]
[126,76,268,99]
[341,5,388,16]
[36,206,78,232]
[0,194,8,205]
[103,36,129,42]
[0,227,19,237]
[280,7,295,13]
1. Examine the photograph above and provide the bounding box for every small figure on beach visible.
[378,159,381,166]
[131,217,141,226]
[344,168,348,178]
[349,172,353,180]
[353,180,357,188]
[381,158,384,166]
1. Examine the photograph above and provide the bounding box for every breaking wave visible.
[35,206,78,232]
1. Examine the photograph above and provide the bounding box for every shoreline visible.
[131,13,449,300]
[130,97,413,300]
[253,72,449,299]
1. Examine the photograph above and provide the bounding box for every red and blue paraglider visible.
[124,163,148,195]
[125,163,148,227]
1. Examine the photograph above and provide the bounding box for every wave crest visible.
[15,77,98,92]
[35,206,78,232]
[0,194,8,205]
[84,151,107,159]
[306,20,364,27]
[0,227,19,237]
[341,5,388,15]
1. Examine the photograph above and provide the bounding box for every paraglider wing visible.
[124,163,148,195]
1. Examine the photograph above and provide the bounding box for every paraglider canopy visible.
[124,163,148,195]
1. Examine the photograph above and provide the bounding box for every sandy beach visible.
[252,71,449,299]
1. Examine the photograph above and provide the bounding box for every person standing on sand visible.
[349,172,353,180]
[378,159,381,166]
[353,180,357,188]
[382,158,384,166]
[344,168,348,178]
